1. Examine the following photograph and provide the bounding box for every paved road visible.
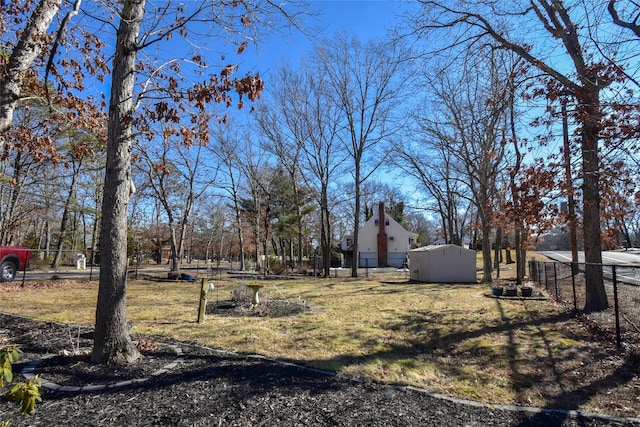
[540,250,640,285]
[17,265,172,282]
[541,250,640,264]
[15,262,231,282]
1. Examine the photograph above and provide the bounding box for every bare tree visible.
[396,125,472,248]
[412,0,618,310]
[298,62,344,276]
[210,123,248,271]
[0,101,54,246]
[50,129,99,268]
[91,0,306,365]
[198,198,229,266]
[408,50,512,282]
[135,122,217,276]
[239,142,273,273]
[608,0,640,37]
[254,66,308,272]
[507,80,526,284]
[254,62,343,275]
[315,32,411,276]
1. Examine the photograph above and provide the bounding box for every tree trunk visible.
[440,209,448,245]
[2,152,27,245]
[447,197,455,244]
[51,194,71,268]
[168,222,180,275]
[90,209,99,267]
[44,221,51,258]
[231,187,245,271]
[505,247,514,264]
[507,79,524,285]
[52,161,81,268]
[481,217,493,283]
[253,201,262,271]
[262,207,270,276]
[581,90,607,312]
[493,226,502,278]
[477,195,493,283]
[236,223,245,271]
[561,102,580,277]
[176,193,194,270]
[296,205,303,273]
[351,163,361,277]
[321,187,331,277]
[0,0,61,136]
[92,0,144,366]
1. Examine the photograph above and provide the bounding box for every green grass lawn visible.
[0,266,637,417]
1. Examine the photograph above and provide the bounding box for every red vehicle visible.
[0,246,32,282]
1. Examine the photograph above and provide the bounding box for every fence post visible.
[20,268,27,288]
[529,261,536,282]
[89,253,96,281]
[365,258,369,278]
[538,261,542,284]
[612,265,622,348]
[553,262,560,301]
[571,262,577,316]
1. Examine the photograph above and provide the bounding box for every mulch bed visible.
[1,311,639,426]
[206,299,310,317]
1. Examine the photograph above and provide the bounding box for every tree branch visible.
[608,0,640,37]
[44,0,83,107]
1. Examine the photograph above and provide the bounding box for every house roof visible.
[361,211,418,238]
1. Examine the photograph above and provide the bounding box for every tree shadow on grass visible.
[512,352,640,426]
[298,297,639,421]
[510,302,640,426]
[4,309,639,426]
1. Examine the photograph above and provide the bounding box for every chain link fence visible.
[529,260,640,350]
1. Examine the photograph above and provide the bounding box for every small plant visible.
[5,377,42,416]
[231,285,251,302]
[1,345,42,417]
[1,345,20,388]
[68,324,81,354]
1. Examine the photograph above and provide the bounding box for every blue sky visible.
[241,1,413,77]
[89,2,413,102]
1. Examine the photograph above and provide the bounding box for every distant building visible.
[341,203,418,268]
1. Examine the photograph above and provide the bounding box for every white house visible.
[342,203,418,268]
[409,244,477,283]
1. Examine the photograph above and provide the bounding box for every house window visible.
[374,219,379,225]
[389,236,394,241]
[385,219,389,225]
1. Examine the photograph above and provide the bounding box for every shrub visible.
[270,258,286,274]
[1,345,42,419]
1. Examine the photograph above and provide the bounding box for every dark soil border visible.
[2,312,640,427]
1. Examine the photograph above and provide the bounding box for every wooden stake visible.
[197,278,208,323]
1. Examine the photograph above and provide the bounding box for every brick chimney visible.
[377,202,388,267]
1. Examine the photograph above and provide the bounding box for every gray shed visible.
[409,244,477,283]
